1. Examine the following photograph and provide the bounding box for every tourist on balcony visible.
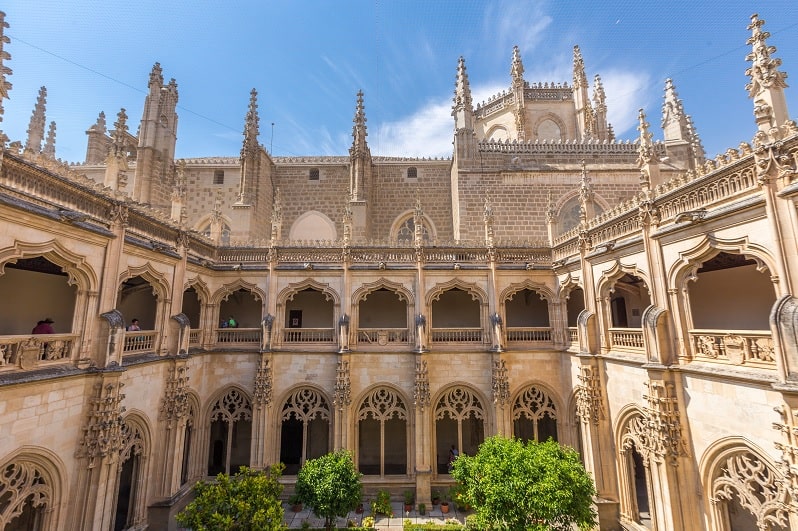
[227,316,238,328]
[126,319,141,332]
[31,318,55,334]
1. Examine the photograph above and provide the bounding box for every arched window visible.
[280,388,331,474]
[207,389,252,476]
[512,386,558,442]
[357,387,408,476]
[200,222,231,245]
[434,387,485,474]
[180,402,196,486]
[619,413,652,527]
[396,217,430,244]
[0,460,55,530]
[114,419,147,531]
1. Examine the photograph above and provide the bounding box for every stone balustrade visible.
[430,328,483,343]
[506,327,552,342]
[0,333,76,369]
[689,329,775,368]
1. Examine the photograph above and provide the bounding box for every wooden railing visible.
[215,328,261,345]
[506,327,552,342]
[0,333,77,369]
[357,328,410,345]
[282,328,335,343]
[609,328,645,350]
[122,331,158,354]
[689,329,775,369]
[431,328,483,343]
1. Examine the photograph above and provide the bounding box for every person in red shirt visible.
[32,318,55,334]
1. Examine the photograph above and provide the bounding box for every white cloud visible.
[484,2,553,56]
[600,70,653,139]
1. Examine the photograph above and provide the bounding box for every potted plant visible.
[440,500,450,514]
[355,501,364,514]
[403,489,415,512]
[431,489,440,506]
[288,493,303,512]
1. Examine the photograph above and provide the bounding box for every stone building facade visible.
[1,10,797,531]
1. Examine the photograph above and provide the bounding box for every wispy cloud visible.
[600,70,653,139]
[483,1,553,57]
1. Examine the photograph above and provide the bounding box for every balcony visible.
[689,329,775,369]
[0,333,77,370]
[431,327,483,343]
[356,328,410,346]
[122,330,158,354]
[189,328,201,346]
[609,328,645,352]
[568,327,578,344]
[282,328,335,343]
[215,328,261,346]
[506,327,552,343]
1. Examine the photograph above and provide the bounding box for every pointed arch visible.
[426,278,487,306]
[597,260,651,299]
[511,382,562,442]
[699,437,790,531]
[183,277,210,303]
[278,385,332,474]
[531,112,568,141]
[0,239,98,291]
[277,278,340,306]
[0,447,65,530]
[433,384,489,474]
[204,385,253,423]
[117,263,170,301]
[485,124,510,141]
[352,278,414,306]
[499,279,555,304]
[114,411,152,531]
[355,384,411,476]
[558,272,583,299]
[205,386,254,476]
[210,279,266,306]
[289,211,337,241]
[389,210,438,243]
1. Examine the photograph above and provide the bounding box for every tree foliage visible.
[295,450,363,531]
[450,436,596,530]
[175,465,286,531]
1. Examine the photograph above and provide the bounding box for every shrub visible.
[296,450,363,531]
[371,489,393,516]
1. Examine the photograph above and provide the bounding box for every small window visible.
[309,168,320,181]
[407,167,418,179]
[213,170,224,185]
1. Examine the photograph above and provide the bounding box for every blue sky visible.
[1,1,797,163]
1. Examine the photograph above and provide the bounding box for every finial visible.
[25,86,47,153]
[352,90,368,144]
[593,74,606,109]
[453,56,473,110]
[0,10,12,140]
[572,45,587,89]
[242,88,260,156]
[92,111,107,133]
[637,108,657,165]
[148,62,164,88]
[511,45,524,84]
[43,121,56,158]
[110,108,129,157]
[745,14,788,96]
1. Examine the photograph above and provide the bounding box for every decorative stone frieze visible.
[491,358,509,406]
[160,365,189,422]
[253,357,272,408]
[643,379,686,464]
[413,360,430,410]
[333,359,351,408]
[575,365,603,425]
[77,381,126,468]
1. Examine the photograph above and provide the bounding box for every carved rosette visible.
[643,380,686,464]
[160,365,189,423]
[253,357,273,408]
[333,360,351,409]
[413,360,430,410]
[77,381,126,468]
[491,359,509,406]
[575,365,602,425]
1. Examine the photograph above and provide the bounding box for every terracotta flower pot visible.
[440,503,450,514]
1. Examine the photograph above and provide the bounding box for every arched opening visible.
[431,288,481,343]
[0,459,56,531]
[505,288,551,343]
[630,446,651,528]
[357,288,409,345]
[357,387,408,476]
[117,275,158,330]
[618,413,652,529]
[536,118,562,141]
[687,253,777,366]
[284,288,334,343]
[566,287,585,327]
[0,256,77,336]
[434,387,485,475]
[219,288,261,329]
[207,389,252,476]
[395,216,431,244]
[113,419,146,531]
[279,388,331,475]
[181,287,201,328]
[180,402,196,486]
[607,273,650,351]
[289,211,336,241]
[512,385,558,442]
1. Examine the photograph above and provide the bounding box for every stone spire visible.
[241,88,260,156]
[745,14,790,131]
[661,78,705,170]
[104,108,130,190]
[592,74,609,141]
[637,108,661,185]
[452,56,477,161]
[511,46,526,141]
[25,86,47,153]
[0,11,12,144]
[111,108,129,157]
[572,46,591,140]
[350,90,368,157]
[349,90,371,206]
[85,111,107,164]
[43,121,56,158]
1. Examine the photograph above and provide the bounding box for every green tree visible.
[295,450,362,531]
[451,436,596,530]
[176,465,286,531]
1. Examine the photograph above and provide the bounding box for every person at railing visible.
[226,316,238,328]
[126,318,141,331]
[31,318,55,334]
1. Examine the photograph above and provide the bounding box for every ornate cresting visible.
[491,358,509,406]
[253,356,273,408]
[333,359,351,409]
[77,381,126,468]
[643,379,686,465]
[575,365,603,426]
[160,364,189,424]
[413,360,430,410]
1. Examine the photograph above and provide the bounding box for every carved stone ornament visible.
[253,357,272,407]
[0,460,53,528]
[160,365,189,422]
[413,360,430,409]
[333,359,351,408]
[77,381,126,468]
[643,380,687,464]
[575,365,603,425]
[491,359,509,406]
